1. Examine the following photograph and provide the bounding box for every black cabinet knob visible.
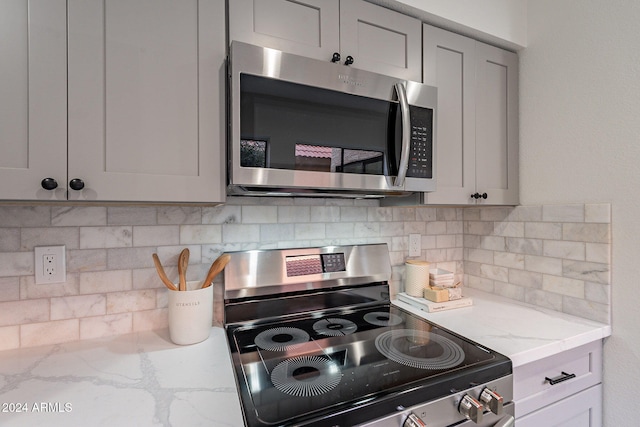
[481,193,488,199]
[331,52,341,63]
[471,192,488,200]
[344,55,354,66]
[69,178,85,191]
[41,178,58,191]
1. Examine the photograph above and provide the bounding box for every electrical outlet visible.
[409,234,421,257]
[35,246,66,284]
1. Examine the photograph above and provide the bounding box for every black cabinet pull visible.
[69,178,85,191]
[471,192,488,200]
[331,52,341,63]
[545,371,576,385]
[344,55,354,66]
[41,178,58,191]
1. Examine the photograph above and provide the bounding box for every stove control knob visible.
[459,394,483,424]
[480,388,504,415]
[403,413,426,427]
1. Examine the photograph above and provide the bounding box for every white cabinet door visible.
[0,0,67,200]
[517,384,602,427]
[228,0,421,80]
[228,0,340,62]
[421,26,519,206]
[475,42,519,205]
[339,0,422,81]
[422,25,477,205]
[68,0,226,203]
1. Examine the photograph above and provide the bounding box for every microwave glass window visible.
[240,139,268,167]
[240,74,398,176]
[293,144,383,174]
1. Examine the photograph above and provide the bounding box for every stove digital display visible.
[285,253,346,276]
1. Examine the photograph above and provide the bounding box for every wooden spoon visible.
[178,248,190,291]
[201,253,231,289]
[152,253,178,291]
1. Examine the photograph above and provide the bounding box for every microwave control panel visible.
[407,106,433,179]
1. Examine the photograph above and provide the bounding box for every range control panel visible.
[285,253,346,277]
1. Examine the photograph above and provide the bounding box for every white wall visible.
[520,1,640,425]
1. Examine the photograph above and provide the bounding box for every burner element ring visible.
[271,356,342,397]
[254,327,310,351]
[363,311,404,327]
[375,329,465,370]
[313,318,358,336]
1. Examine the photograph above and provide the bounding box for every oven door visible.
[228,41,437,197]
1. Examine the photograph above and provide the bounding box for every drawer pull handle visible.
[545,371,576,385]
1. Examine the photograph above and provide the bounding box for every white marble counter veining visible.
[0,328,243,427]
[0,289,611,427]
[393,288,612,367]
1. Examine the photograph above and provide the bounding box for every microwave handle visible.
[394,82,411,187]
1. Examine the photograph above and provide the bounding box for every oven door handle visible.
[393,82,411,188]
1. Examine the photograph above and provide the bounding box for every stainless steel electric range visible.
[218,244,514,427]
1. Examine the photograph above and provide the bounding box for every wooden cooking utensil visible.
[201,253,231,289]
[178,248,190,291]
[152,253,178,291]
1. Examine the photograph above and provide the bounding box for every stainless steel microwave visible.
[228,41,437,198]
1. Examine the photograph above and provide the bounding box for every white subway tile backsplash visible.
[80,313,133,340]
[0,228,20,251]
[21,319,79,347]
[0,277,19,302]
[524,222,562,240]
[0,206,50,227]
[21,227,79,250]
[542,275,585,298]
[79,270,132,294]
[107,206,157,225]
[133,225,179,247]
[0,202,610,349]
[80,226,133,249]
[51,295,107,320]
[52,206,107,226]
[543,240,586,261]
[585,204,611,223]
[20,274,80,299]
[0,326,19,351]
[157,206,202,225]
[0,252,33,277]
[563,223,610,243]
[242,205,278,223]
[464,203,610,324]
[542,204,585,222]
[106,290,156,314]
[181,224,223,244]
[0,299,49,326]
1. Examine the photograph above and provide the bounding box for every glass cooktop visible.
[226,303,511,426]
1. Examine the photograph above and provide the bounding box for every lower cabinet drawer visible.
[513,340,602,418]
[516,384,602,427]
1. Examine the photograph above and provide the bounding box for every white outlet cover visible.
[35,245,66,284]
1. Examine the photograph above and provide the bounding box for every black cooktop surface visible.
[226,303,511,426]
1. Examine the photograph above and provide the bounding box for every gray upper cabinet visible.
[1,0,226,203]
[422,24,519,205]
[67,0,226,203]
[0,0,67,200]
[228,0,422,81]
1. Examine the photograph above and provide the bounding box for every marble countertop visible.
[0,289,611,426]
[0,328,243,427]
[392,288,612,367]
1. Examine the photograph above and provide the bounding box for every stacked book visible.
[398,268,472,313]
